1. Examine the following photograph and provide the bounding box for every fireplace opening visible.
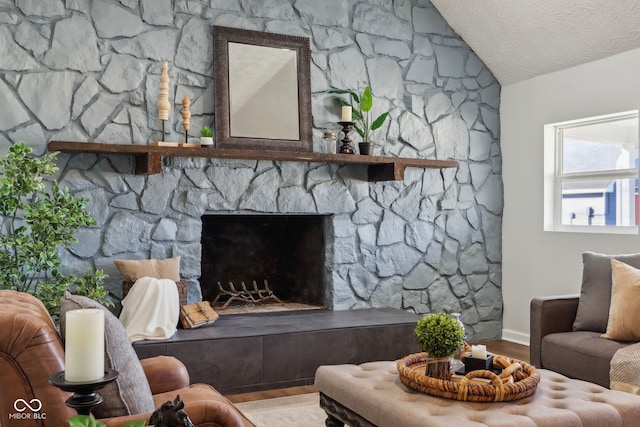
[201,214,327,313]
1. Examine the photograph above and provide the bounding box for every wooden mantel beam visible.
[48,141,458,182]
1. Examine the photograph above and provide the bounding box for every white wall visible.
[501,47,640,344]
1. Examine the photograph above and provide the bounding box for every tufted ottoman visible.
[315,361,640,427]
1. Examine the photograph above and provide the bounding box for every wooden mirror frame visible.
[213,26,312,152]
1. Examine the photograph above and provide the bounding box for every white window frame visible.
[543,110,639,234]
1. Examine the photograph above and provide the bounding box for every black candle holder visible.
[337,121,355,154]
[49,369,119,416]
[463,354,494,373]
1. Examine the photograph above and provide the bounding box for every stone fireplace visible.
[62,154,504,342]
[200,214,327,308]
[0,0,504,342]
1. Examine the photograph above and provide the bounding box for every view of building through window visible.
[549,111,638,230]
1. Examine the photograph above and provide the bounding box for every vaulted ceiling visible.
[431,0,640,86]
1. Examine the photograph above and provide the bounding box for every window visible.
[544,111,639,233]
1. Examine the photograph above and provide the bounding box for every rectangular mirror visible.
[213,26,312,152]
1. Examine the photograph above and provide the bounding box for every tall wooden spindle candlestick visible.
[156,60,171,141]
[181,97,191,143]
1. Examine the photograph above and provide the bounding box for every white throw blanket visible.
[119,276,179,343]
[610,342,640,394]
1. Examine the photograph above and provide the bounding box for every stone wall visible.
[0,0,503,340]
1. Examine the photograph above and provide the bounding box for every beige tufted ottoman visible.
[315,361,640,427]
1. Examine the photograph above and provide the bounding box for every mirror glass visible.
[214,26,312,152]
[228,43,300,140]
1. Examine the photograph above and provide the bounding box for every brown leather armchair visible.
[0,290,254,427]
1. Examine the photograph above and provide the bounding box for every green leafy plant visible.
[414,313,464,358]
[329,86,389,142]
[69,415,149,427]
[0,142,112,315]
[200,126,213,137]
[38,269,110,315]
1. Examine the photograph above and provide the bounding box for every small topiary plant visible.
[415,313,465,358]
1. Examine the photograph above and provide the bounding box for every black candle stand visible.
[49,369,119,415]
[337,121,355,154]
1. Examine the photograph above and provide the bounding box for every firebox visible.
[200,214,327,310]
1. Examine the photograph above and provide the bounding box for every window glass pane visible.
[560,178,637,226]
[562,117,638,173]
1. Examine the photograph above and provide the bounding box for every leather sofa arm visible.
[140,356,190,394]
[179,400,256,427]
[99,400,256,427]
[530,295,579,368]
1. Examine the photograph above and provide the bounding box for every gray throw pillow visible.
[60,292,156,418]
[573,252,640,332]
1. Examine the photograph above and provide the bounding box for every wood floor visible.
[226,339,529,403]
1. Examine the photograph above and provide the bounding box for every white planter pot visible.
[200,137,213,147]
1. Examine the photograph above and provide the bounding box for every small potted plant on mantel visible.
[200,125,213,147]
[414,313,465,380]
[329,86,389,155]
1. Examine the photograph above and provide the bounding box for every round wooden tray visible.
[397,352,540,402]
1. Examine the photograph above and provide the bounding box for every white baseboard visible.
[501,329,530,346]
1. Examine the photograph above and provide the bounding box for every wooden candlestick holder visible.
[181,96,191,143]
[156,60,171,142]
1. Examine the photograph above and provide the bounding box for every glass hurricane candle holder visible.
[322,131,337,154]
[450,312,466,373]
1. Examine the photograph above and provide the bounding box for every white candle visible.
[65,309,105,382]
[341,106,352,122]
[471,344,487,359]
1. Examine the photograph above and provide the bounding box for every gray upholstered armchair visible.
[530,252,640,388]
[529,294,627,387]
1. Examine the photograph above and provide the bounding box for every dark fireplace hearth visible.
[200,214,327,310]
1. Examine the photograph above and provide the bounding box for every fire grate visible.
[212,279,283,309]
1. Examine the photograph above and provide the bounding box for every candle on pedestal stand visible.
[49,308,118,416]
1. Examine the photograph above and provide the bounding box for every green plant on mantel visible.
[0,142,112,316]
[200,125,213,137]
[414,313,464,358]
[329,86,389,142]
[69,415,149,427]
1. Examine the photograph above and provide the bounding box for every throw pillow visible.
[602,260,640,341]
[114,256,181,282]
[60,292,156,418]
[573,252,640,332]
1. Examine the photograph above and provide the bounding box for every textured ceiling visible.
[430,0,640,86]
